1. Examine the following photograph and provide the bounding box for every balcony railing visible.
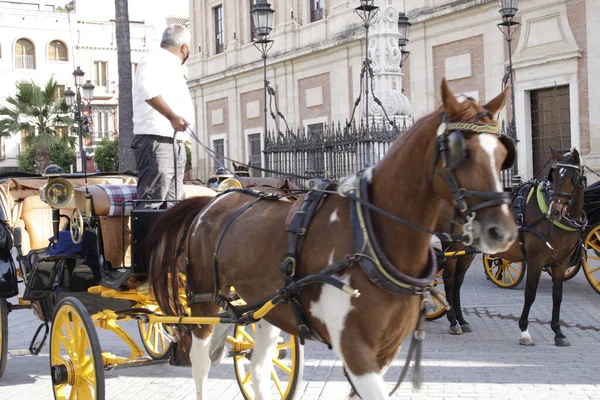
[14,55,36,69]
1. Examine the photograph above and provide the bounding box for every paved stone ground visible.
[1,256,600,399]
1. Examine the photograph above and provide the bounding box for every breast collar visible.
[350,174,438,295]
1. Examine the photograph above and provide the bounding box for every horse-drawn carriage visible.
[0,170,302,399]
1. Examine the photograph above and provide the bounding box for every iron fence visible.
[264,120,410,186]
[264,119,514,190]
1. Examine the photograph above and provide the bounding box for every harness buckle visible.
[280,256,296,277]
[461,213,477,246]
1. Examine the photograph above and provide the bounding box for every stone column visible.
[365,0,412,127]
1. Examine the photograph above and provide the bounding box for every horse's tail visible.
[147,196,214,317]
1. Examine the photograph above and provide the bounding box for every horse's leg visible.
[443,259,462,335]
[518,258,545,346]
[250,320,281,400]
[310,274,391,399]
[454,255,475,332]
[550,265,570,346]
[189,302,220,400]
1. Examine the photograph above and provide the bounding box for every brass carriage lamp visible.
[82,80,95,102]
[251,0,275,39]
[397,12,412,68]
[499,0,519,20]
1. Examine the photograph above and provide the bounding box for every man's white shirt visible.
[132,48,194,139]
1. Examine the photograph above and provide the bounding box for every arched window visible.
[48,40,68,61]
[15,38,35,69]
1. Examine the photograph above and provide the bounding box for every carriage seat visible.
[17,195,55,254]
[74,184,216,217]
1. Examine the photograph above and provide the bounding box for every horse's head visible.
[430,79,517,253]
[546,148,585,221]
[232,162,251,177]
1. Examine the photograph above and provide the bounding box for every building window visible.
[93,61,108,87]
[214,5,224,54]
[94,111,110,138]
[54,84,65,101]
[248,133,261,177]
[213,138,225,171]
[14,38,35,69]
[249,0,257,42]
[310,0,323,22]
[48,40,68,61]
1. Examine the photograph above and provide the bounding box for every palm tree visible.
[115,0,136,171]
[0,78,75,173]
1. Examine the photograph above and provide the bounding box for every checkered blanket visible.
[96,184,138,216]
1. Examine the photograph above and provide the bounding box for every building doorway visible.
[530,85,571,180]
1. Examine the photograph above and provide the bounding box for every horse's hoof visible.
[519,337,535,346]
[460,324,473,333]
[449,325,463,335]
[555,337,570,347]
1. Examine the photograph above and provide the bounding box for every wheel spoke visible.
[587,266,600,274]
[242,369,252,385]
[588,241,600,253]
[272,358,292,374]
[276,342,293,351]
[271,368,284,396]
[238,329,254,343]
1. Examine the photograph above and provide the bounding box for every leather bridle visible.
[430,111,515,244]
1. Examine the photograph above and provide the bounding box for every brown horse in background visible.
[148,79,518,400]
[435,149,586,346]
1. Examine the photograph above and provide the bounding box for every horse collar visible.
[350,174,438,296]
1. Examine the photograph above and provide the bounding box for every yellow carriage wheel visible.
[50,297,104,400]
[545,259,582,281]
[0,299,7,378]
[426,269,447,321]
[137,320,173,360]
[233,324,303,400]
[583,224,600,295]
[483,255,526,288]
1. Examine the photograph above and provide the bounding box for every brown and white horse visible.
[148,79,518,399]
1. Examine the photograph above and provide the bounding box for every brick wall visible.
[298,72,331,126]
[567,0,590,154]
[206,97,229,137]
[402,54,411,102]
[433,35,485,103]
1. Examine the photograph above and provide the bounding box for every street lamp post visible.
[397,12,412,69]
[498,0,520,177]
[355,0,379,135]
[251,0,275,146]
[64,67,95,174]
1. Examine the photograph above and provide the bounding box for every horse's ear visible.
[483,86,510,116]
[232,161,239,170]
[440,78,460,117]
[571,148,581,165]
[550,147,564,161]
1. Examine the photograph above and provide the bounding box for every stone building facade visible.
[188,0,598,182]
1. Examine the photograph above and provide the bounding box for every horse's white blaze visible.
[520,330,532,340]
[190,335,212,400]
[310,273,353,355]
[191,192,234,235]
[250,320,281,400]
[347,372,390,400]
[478,134,510,216]
[330,208,340,224]
[328,248,336,265]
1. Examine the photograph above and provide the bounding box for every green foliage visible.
[94,137,120,172]
[185,142,192,172]
[0,77,78,173]
[18,140,76,173]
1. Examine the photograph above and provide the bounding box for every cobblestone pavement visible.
[1,257,599,399]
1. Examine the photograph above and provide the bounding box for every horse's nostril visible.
[487,226,504,242]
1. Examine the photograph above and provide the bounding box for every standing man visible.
[132,25,193,209]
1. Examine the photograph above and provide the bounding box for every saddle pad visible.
[96,184,138,216]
